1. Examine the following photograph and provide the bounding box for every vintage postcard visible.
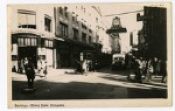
[7,2,172,108]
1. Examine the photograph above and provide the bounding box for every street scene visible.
[9,4,168,100]
[12,68,167,100]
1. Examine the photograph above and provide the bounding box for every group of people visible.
[17,57,48,89]
[75,59,96,75]
[126,55,167,83]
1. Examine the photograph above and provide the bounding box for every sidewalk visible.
[12,68,75,80]
[12,68,167,89]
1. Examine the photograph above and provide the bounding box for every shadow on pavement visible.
[100,75,167,88]
[12,79,167,100]
[96,67,130,76]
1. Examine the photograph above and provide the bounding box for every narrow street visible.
[12,68,167,100]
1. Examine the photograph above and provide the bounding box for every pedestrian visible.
[43,60,48,77]
[145,59,154,82]
[133,57,143,83]
[23,57,28,73]
[139,57,145,75]
[161,60,167,83]
[25,58,35,89]
[133,58,142,83]
[156,59,161,75]
[38,57,47,77]
[20,58,26,73]
[82,59,87,75]
[142,59,147,76]
[125,53,129,69]
[75,59,84,74]
[153,57,159,75]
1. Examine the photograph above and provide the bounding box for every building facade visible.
[10,5,112,71]
[10,5,57,72]
[54,5,107,68]
[137,6,167,60]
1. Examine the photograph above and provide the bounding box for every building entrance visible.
[18,47,37,68]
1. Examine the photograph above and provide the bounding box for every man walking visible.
[25,58,35,89]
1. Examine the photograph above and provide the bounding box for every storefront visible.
[12,33,39,72]
[55,38,94,68]
[11,33,55,72]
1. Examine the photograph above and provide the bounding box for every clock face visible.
[112,17,120,27]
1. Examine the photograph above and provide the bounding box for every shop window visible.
[60,22,68,37]
[18,38,37,47]
[44,15,52,32]
[31,39,35,46]
[18,10,36,29]
[45,40,53,48]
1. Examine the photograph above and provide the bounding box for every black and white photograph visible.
[7,3,172,108]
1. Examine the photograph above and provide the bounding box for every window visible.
[64,7,68,19]
[89,29,92,33]
[18,10,36,29]
[45,15,52,32]
[82,33,86,43]
[65,12,68,18]
[18,38,37,47]
[89,36,92,43]
[60,22,68,37]
[59,7,63,15]
[73,28,78,40]
[72,16,76,22]
[45,40,53,48]
[82,23,87,29]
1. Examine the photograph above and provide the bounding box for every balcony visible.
[12,27,41,36]
[18,24,36,29]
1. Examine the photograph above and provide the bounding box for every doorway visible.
[18,47,37,68]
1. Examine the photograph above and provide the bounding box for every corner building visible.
[10,5,106,71]
[10,5,57,71]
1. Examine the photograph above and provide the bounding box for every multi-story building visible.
[137,6,167,60]
[9,5,57,72]
[9,5,111,71]
[54,5,108,68]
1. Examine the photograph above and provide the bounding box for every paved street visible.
[12,68,167,100]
